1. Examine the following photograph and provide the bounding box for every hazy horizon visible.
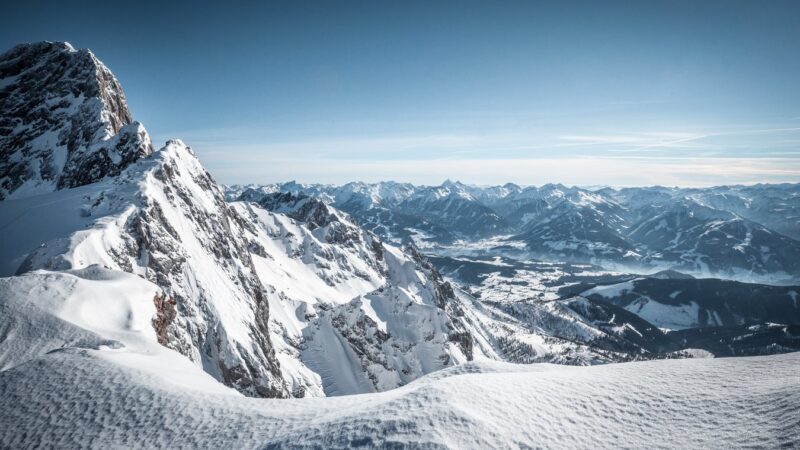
[223,177,800,190]
[3,0,799,186]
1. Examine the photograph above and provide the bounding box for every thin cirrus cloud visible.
[558,132,709,150]
[561,127,800,154]
[171,123,800,187]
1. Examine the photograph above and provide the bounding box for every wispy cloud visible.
[561,127,800,154]
[204,154,800,187]
[559,132,708,152]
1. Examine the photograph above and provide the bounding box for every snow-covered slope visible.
[230,192,473,396]
[0,266,233,395]
[0,42,152,200]
[300,243,470,396]
[1,321,796,450]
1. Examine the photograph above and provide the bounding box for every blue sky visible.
[3,0,800,186]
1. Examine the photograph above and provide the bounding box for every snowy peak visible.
[0,41,153,199]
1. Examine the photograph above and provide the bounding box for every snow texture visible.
[1,339,797,448]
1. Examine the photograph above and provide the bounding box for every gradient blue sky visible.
[3,0,800,186]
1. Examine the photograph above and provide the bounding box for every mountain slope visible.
[0,41,489,399]
[515,200,637,263]
[232,193,472,396]
[1,139,289,397]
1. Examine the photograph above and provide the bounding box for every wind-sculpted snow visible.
[0,343,796,449]
[0,42,152,200]
[0,268,125,371]
[0,267,243,394]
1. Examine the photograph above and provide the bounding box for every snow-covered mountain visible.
[0,42,474,398]
[628,199,800,278]
[230,180,510,244]
[514,198,636,263]
[0,42,283,387]
[1,138,291,397]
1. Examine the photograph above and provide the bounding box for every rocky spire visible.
[0,41,152,200]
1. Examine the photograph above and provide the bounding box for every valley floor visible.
[2,349,797,449]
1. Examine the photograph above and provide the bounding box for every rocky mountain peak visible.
[0,41,152,199]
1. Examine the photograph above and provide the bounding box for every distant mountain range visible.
[226,180,800,283]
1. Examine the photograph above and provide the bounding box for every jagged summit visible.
[0,41,152,200]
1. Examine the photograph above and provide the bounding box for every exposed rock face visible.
[244,191,342,230]
[0,41,152,199]
[151,293,176,346]
[133,142,288,398]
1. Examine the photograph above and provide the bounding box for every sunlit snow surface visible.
[1,349,797,448]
